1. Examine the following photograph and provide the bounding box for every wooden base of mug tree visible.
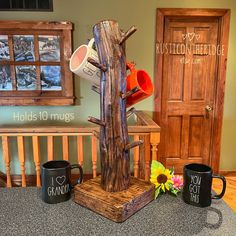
[74,176,155,222]
[73,20,155,222]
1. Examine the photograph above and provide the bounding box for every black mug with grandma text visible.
[41,160,83,204]
[183,163,226,207]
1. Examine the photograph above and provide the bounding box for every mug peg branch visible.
[87,57,107,72]
[121,86,140,99]
[126,61,136,70]
[119,26,137,45]
[126,107,136,118]
[91,85,100,94]
[92,130,100,140]
[125,140,143,151]
[88,116,105,127]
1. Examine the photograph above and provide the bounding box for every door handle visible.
[205,105,213,112]
[205,105,213,118]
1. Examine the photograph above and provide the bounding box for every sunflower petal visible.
[156,168,164,176]
[161,184,165,192]
[167,179,174,185]
[150,181,157,186]
[165,183,170,191]
[164,169,173,179]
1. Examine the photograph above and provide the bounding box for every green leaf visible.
[170,166,175,175]
[170,188,179,196]
[151,160,165,172]
[155,186,161,199]
[168,182,173,189]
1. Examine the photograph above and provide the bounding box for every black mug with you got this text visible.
[182,163,226,207]
[41,160,83,204]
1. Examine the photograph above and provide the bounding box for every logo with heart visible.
[182,33,200,42]
[56,175,66,185]
[195,34,200,41]
[182,33,187,40]
[188,33,195,41]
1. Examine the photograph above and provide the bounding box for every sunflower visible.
[150,160,174,198]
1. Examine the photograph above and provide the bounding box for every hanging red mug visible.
[126,62,154,107]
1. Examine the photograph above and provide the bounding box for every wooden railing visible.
[0,110,160,187]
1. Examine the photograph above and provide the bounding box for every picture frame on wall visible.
[0,35,10,61]
[39,35,60,62]
[16,65,37,90]
[0,20,74,106]
[40,65,61,90]
[13,35,35,62]
[0,65,12,90]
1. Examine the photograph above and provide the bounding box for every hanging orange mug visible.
[126,62,154,107]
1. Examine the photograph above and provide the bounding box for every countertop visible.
[0,187,235,236]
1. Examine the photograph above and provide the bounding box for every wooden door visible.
[155,9,230,173]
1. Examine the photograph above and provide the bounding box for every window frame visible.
[0,0,53,12]
[0,20,74,106]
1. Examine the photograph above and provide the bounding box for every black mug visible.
[183,163,226,207]
[41,160,83,204]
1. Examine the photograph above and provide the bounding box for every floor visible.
[212,176,236,212]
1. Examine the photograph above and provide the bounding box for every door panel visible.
[159,17,219,173]
[191,56,207,100]
[188,116,204,157]
[167,55,184,100]
[166,116,182,157]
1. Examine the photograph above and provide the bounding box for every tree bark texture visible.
[93,20,130,192]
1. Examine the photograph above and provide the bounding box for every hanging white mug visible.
[69,38,100,86]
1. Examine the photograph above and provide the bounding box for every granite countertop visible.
[0,187,235,236]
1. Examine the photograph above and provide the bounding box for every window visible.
[0,0,53,11]
[0,21,74,106]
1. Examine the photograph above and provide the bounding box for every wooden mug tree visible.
[88,20,143,192]
[74,20,154,222]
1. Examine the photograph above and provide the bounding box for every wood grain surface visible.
[90,20,142,192]
[74,176,155,222]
